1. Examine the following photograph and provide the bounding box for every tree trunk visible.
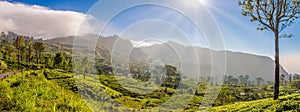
[18,48,20,70]
[274,31,280,100]
[28,45,31,64]
[36,50,39,64]
[289,74,292,83]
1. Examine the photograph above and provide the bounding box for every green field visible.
[1,69,300,111]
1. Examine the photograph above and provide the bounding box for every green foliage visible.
[214,87,236,106]
[15,36,25,50]
[0,70,91,111]
[290,80,300,89]
[239,0,300,32]
[0,60,7,73]
[208,94,300,112]
[53,52,65,69]
[3,45,16,60]
[1,68,299,111]
[33,41,45,64]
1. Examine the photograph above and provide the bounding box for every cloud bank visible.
[0,1,96,38]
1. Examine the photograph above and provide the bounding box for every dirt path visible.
[0,72,17,80]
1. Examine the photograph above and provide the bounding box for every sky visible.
[0,0,300,73]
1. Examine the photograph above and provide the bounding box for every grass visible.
[0,70,91,112]
[1,69,300,111]
[208,94,300,112]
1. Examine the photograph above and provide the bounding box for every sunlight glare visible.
[198,0,207,5]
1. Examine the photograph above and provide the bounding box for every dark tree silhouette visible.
[239,0,300,100]
[256,77,264,86]
[54,52,64,69]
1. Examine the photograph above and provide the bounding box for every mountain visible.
[1,31,289,81]
[48,34,290,81]
[0,31,34,41]
[141,41,289,81]
[46,34,149,62]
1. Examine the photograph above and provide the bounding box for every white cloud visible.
[0,1,96,38]
[130,40,163,47]
[281,53,300,74]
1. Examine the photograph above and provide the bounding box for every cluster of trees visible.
[0,36,45,69]
[292,74,300,80]
[0,35,73,71]
[199,74,298,88]
[279,74,300,86]
[224,75,264,86]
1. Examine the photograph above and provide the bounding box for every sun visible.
[198,0,207,5]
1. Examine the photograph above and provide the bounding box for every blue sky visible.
[6,0,98,13]
[5,0,300,73]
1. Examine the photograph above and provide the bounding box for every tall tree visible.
[245,75,250,86]
[44,56,53,68]
[33,41,45,64]
[81,57,89,79]
[280,74,286,85]
[289,73,292,83]
[238,75,245,85]
[53,52,64,69]
[239,0,300,100]
[27,41,33,64]
[256,77,264,86]
[0,38,2,46]
[227,75,235,85]
[4,45,16,60]
[15,36,25,70]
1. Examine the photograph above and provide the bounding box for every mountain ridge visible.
[1,31,290,81]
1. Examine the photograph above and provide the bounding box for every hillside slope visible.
[0,70,91,111]
[208,94,300,112]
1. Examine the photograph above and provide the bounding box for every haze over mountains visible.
[1,31,289,81]
[140,40,289,81]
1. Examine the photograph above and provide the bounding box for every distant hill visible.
[0,31,35,42]
[48,35,289,81]
[46,34,149,62]
[141,41,289,81]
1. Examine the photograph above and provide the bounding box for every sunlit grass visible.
[208,94,300,112]
[0,70,91,111]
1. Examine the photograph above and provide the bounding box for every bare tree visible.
[239,0,300,100]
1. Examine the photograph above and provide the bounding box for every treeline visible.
[200,74,300,87]
[0,34,74,72]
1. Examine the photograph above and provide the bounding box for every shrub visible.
[290,80,300,89]
[0,60,7,73]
